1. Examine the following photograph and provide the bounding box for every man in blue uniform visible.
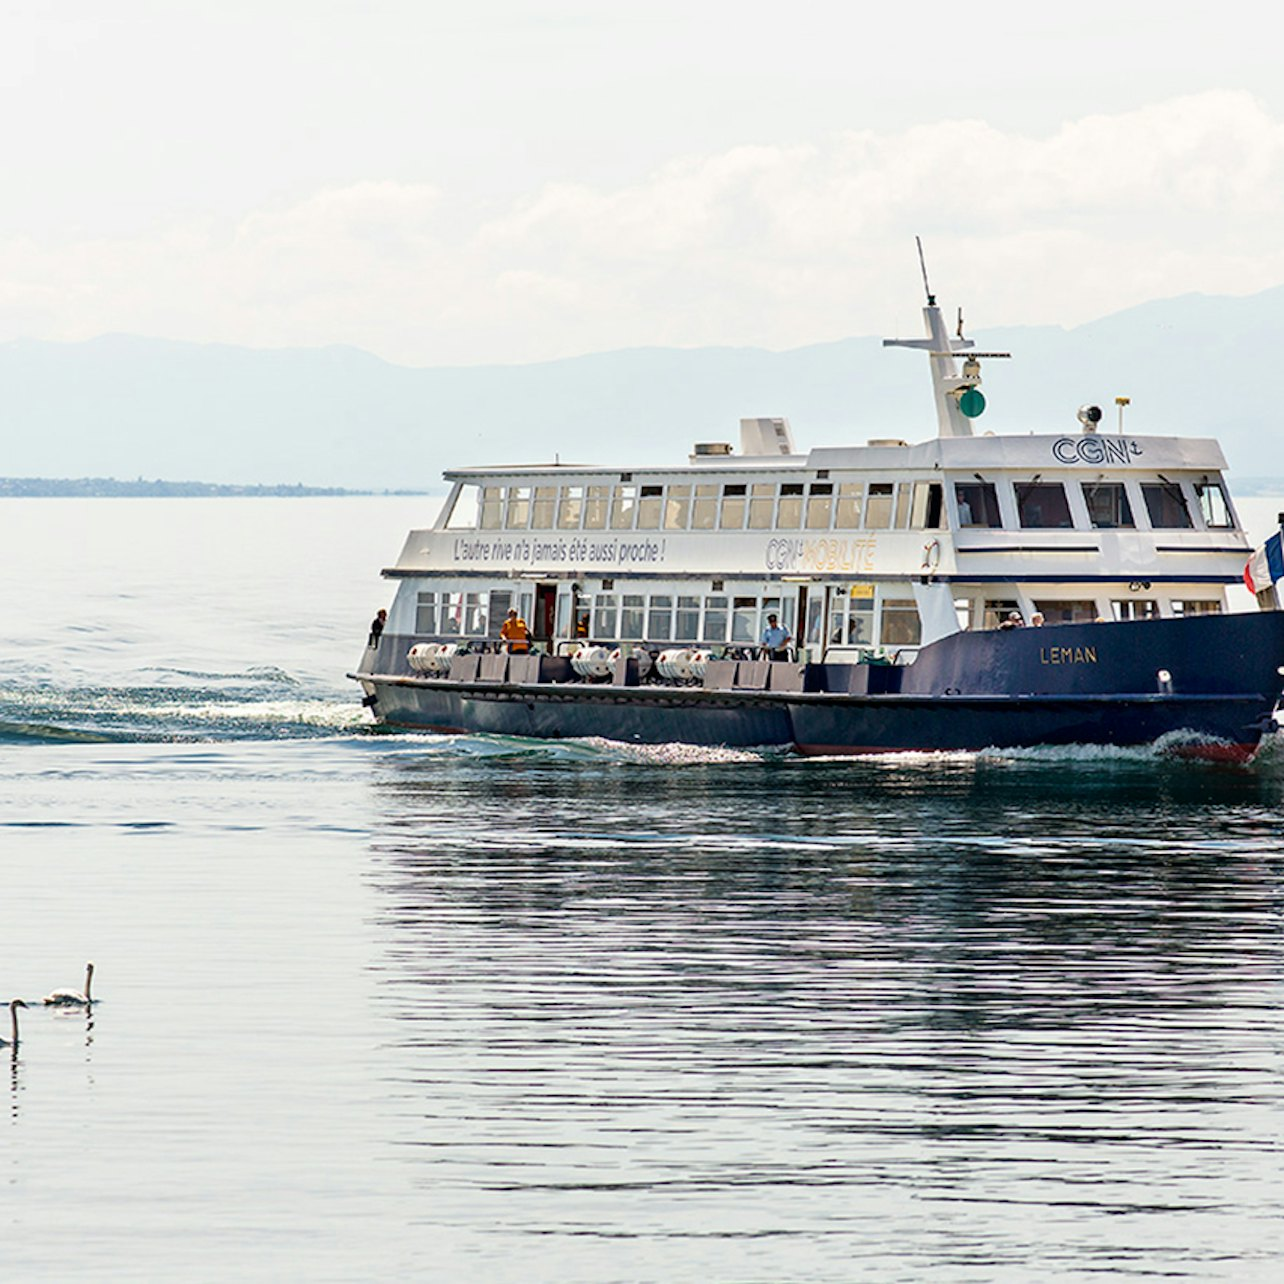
[761,613,791,661]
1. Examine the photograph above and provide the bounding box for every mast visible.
[882,238,983,439]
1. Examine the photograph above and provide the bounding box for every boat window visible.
[648,595,673,640]
[805,595,825,646]
[1141,482,1193,528]
[954,482,1002,528]
[865,482,894,529]
[806,483,833,530]
[465,592,487,636]
[834,483,862,530]
[593,594,618,638]
[555,589,574,637]
[776,483,803,529]
[665,485,691,530]
[747,483,775,530]
[954,598,975,631]
[675,596,701,641]
[479,487,504,530]
[415,591,436,633]
[531,486,557,528]
[444,485,479,530]
[1016,482,1073,529]
[1033,599,1098,624]
[438,591,462,635]
[731,596,757,643]
[583,485,610,530]
[830,585,874,646]
[1112,600,1159,621]
[637,485,663,529]
[879,598,921,647]
[575,593,594,636]
[910,482,944,529]
[487,590,512,636]
[1194,481,1234,529]
[720,483,747,530]
[1172,599,1223,616]
[1081,482,1134,529]
[611,484,637,530]
[893,484,912,529]
[621,595,645,638]
[982,599,1020,630]
[558,486,584,530]
[703,595,728,642]
[691,484,719,531]
[505,486,531,529]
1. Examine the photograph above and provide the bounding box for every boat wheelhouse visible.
[351,273,1284,760]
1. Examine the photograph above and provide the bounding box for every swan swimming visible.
[43,961,94,1007]
[2,999,28,1047]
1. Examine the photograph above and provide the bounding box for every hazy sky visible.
[4,0,1284,364]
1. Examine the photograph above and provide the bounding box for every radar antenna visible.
[915,235,935,306]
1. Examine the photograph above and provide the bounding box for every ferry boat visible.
[350,269,1284,761]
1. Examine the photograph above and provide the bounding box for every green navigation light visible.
[958,388,986,418]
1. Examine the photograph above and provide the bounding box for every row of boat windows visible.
[968,479,1232,531]
[447,480,942,532]
[416,589,800,646]
[415,589,534,639]
[809,592,1221,648]
[413,587,1223,651]
[445,477,1235,533]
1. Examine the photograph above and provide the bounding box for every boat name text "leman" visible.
[1040,645,1098,665]
[1051,437,1143,465]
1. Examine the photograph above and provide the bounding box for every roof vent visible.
[693,442,733,456]
[867,438,909,448]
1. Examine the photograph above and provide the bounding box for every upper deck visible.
[385,422,1244,585]
[387,273,1247,586]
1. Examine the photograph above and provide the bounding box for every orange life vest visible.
[501,617,531,652]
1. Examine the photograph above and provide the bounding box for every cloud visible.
[3,91,1284,364]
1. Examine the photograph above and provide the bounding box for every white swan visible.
[43,961,94,1007]
[2,999,28,1047]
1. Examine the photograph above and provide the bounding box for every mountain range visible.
[2,286,1282,491]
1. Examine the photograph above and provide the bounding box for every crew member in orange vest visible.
[500,608,531,654]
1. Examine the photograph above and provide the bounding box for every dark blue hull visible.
[368,679,793,747]
[354,611,1284,760]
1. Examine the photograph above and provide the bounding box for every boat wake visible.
[368,732,781,765]
[0,668,364,744]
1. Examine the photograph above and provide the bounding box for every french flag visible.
[1244,531,1284,594]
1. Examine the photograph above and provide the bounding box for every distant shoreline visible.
[0,478,433,498]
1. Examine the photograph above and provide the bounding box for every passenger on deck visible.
[367,608,387,648]
[999,611,1024,630]
[501,608,531,654]
[761,614,791,661]
[576,614,589,638]
[1030,612,1045,627]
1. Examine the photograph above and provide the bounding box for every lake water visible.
[3,496,1284,1281]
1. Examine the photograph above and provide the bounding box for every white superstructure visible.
[379,380,1248,663]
